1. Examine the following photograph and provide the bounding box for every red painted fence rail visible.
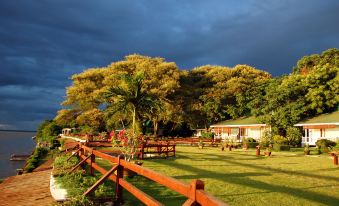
[72,143,228,206]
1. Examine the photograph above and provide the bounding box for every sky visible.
[0,0,338,130]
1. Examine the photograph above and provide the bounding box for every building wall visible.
[301,126,339,146]
[213,126,268,142]
[326,127,339,139]
[248,128,261,139]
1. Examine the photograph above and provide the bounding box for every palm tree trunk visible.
[153,120,158,136]
[132,106,136,134]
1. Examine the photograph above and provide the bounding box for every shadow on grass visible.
[153,151,339,206]
[179,150,339,182]
[172,172,270,180]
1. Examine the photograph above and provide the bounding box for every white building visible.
[210,116,269,142]
[295,111,339,146]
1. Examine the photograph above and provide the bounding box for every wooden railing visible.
[86,141,176,160]
[139,141,175,160]
[169,138,221,147]
[70,143,227,206]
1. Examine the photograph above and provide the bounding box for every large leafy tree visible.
[63,68,108,110]
[253,48,339,134]
[184,64,271,128]
[57,55,181,134]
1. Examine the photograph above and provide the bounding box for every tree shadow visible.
[179,150,339,182]
[152,152,339,205]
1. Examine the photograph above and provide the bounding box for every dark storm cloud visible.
[0,0,338,130]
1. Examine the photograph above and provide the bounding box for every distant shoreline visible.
[0,129,36,133]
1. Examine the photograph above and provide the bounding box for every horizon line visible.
[0,129,37,133]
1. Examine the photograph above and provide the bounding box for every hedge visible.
[273,144,290,151]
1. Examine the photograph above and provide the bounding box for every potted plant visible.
[304,144,310,155]
[264,147,272,157]
[228,139,234,151]
[198,140,204,149]
[243,142,249,150]
[221,139,228,151]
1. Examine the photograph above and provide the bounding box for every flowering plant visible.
[111,129,143,161]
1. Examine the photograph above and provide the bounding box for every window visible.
[240,128,248,137]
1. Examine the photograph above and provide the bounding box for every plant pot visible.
[264,151,271,156]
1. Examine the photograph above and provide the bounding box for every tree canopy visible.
[53,48,338,136]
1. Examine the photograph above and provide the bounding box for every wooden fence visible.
[168,138,221,147]
[70,143,227,206]
[139,141,175,159]
[86,141,176,160]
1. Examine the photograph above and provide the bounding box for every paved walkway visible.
[0,169,54,206]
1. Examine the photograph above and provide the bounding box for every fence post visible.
[140,143,145,160]
[184,179,204,206]
[115,156,124,205]
[166,142,169,158]
[173,144,176,157]
[79,143,83,157]
[90,151,95,176]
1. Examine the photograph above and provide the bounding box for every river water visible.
[0,131,36,179]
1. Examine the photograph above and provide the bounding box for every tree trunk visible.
[153,121,159,136]
[132,106,136,134]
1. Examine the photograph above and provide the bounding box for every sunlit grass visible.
[96,146,339,206]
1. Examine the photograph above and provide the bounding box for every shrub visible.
[316,139,336,148]
[244,138,256,143]
[248,142,259,148]
[23,147,48,172]
[260,130,273,147]
[273,144,290,151]
[304,144,310,155]
[286,127,301,146]
[201,131,214,139]
[53,154,115,204]
[273,135,288,145]
[53,154,79,176]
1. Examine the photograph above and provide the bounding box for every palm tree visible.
[104,73,161,134]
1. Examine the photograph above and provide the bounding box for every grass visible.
[95,146,339,206]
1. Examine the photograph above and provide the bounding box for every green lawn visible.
[96,146,339,206]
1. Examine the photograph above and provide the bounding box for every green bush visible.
[53,154,115,204]
[36,120,62,144]
[53,154,79,176]
[316,139,336,149]
[201,131,214,139]
[244,138,256,143]
[273,135,288,145]
[23,147,49,172]
[273,144,290,151]
[248,142,259,148]
[260,130,273,147]
[286,127,301,146]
